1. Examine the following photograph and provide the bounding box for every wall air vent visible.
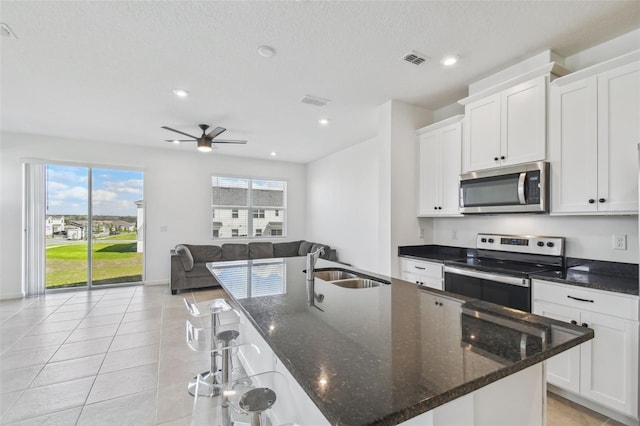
[300,95,331,107]
[402,50,429,66]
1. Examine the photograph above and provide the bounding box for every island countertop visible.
[208,257,593,426]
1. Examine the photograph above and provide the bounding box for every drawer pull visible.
[414,266,426,270]
[567,295,594,303]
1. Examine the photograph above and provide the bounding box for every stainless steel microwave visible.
[459,161,549,214]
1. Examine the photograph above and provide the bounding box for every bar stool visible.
[183,298,239,396]
[191,370,297,426]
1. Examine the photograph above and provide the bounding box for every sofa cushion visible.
[175,244,194,271]
[185,263,213,278]
[298,241,313,256]
[273,240,301,258]
[186,244,222,263]
[311,243,332,259]
[249,242,274,259]
[222,243,249,261]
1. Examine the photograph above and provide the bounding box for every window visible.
[211,176,286,239]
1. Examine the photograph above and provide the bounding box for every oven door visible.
[444,266,531,312]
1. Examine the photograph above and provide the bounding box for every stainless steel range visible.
[444,234,565,312]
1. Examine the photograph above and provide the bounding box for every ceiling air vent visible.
[300,95,331,107]
[402,50,429,66]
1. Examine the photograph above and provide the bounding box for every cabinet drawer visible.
[533,279,639,321]
[400,258,443,279]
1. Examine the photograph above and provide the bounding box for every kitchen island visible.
[207,257,593,425]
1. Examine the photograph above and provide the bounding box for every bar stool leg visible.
[187,304,227,397]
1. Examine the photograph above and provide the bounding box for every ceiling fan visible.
[162,124,247,152]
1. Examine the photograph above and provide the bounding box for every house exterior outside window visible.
[211,176,287,239]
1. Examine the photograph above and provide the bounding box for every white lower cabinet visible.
[399,258,443,290]
[532,279,639,419]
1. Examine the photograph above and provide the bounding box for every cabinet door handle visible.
[567,295,594,303]
[414,266,426,270]
[434,206,438,210]
[500,156,505,160]
[598,198,606,203]
[588,199,595,204]
[581,323,589,328]
[438,206,442,210]
[570,320,577,325]
[494,156,499,161]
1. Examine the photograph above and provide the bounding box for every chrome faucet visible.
[305,247,325,281]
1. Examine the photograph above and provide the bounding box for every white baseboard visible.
[0,292,26,300]
[143,280,169,286]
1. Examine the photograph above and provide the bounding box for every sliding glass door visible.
[44,164,144,290]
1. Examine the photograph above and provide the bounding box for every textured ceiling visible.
[1,1,639,163]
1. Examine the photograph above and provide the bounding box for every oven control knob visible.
[488,238,494,243]
[481,238,487,243]
[547,242,555,248]
[537,241,544,247]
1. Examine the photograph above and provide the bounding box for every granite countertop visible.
[208,257,593,426]
[532,257,639,296]
[397,245,474,263]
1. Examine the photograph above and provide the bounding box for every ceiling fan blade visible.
[211,139,248,144]
[161,126,199,139]
[165,140,196,142]
[206,126,226,139]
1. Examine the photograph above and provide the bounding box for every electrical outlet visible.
[613,234,627,250]
[451,230,458,240]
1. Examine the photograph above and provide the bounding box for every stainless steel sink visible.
[313,270,358,281]
[330,278,381,289]
[313,269,386,289]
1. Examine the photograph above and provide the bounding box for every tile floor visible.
[0,285,627,425]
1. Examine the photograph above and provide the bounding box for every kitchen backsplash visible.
[425,215,638,264]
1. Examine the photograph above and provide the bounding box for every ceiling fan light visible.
[197,139,212,152]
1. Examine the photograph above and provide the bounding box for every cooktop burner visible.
[446,257,560,278]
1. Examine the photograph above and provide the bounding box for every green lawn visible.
[46,239,143,288]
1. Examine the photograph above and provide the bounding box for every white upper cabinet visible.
[550,57,639,214]
[462,76,547,172]
[417,116,463,217]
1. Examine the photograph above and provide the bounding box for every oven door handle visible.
[444,266,529,287]
[517,172,527,205]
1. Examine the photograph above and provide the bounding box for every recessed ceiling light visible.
[441,55,458,67]
[172,88,190,97]
[318,118,329,126]
[257,46,276,58]
[270,152,277,157]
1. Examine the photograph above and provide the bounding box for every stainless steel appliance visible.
[444,233,564,312]
[459,161,549,214]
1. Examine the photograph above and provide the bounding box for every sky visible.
[46,165,143,216]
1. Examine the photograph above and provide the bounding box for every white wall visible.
[0,132,306,299]
[306,137,380,272]
[306,101,432,276]
[387,101,433,277]
[429,215,638,263]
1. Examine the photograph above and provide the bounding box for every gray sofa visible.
[170,240,337,294]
